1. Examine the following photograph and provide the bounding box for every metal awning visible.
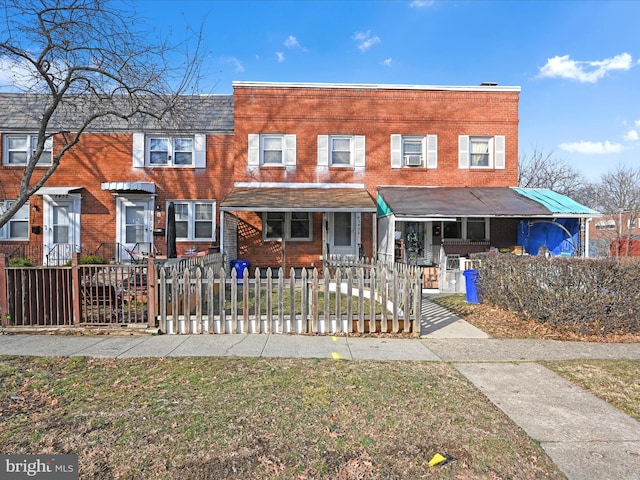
[221,184,376,212]
[35,186,83,196]
[377,186,600,219]
[101,182,156,194]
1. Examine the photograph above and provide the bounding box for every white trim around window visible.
[390,134,437,168]
[458,135,505,169]
[2,134,52,166]
[263,211,312,241]
[169,200,216,241]
[317,135,366,167]
[0,200,30,240]
[247,133,296,167]
[133,133,206,168]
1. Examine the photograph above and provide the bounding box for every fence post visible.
[0,254,7,326]
[71,252,81,325]
[147,258,156,329]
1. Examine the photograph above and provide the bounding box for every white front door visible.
[116,196,153,262]
[43,196,81,265]
[329,212,359,257]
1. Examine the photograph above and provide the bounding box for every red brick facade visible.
[0,82,523,267]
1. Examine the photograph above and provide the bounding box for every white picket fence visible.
[156,264,422,335]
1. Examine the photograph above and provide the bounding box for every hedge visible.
[474,254,640,335]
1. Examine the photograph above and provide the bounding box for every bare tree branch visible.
[0,0,205,228]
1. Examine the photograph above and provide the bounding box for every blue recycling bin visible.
[463,269,479,304]
[230,259,250,279]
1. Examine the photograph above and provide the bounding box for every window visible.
[390,134,437,168]
[148,136,193,166]
[3,134,52,166]
[169,201,215,241]
[0,201,29,240]
[470,137,490,167]
[317,135,365,167]
[596,220,616,230]
[443,217,489,241]
[263,212,312,241]
[458,135,505,169]
[247,134,296,166]
[133,133,206,168]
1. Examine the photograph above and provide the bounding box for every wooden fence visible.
[156,264,422,335]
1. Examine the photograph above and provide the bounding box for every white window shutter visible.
[494,135,505,169]
[284,134,296,166]
[427,135,438,169]
[248,134,260,166]
[354,135,366,167]
[390,134,402,168]
[317,135,329,166]
[133,133,145,167]
[458,135,469,169]
[194,134,206,168]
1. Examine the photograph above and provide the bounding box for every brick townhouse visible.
[0,81,599,270]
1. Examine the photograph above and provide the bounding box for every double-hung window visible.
[390,134,437,168]
[317,135,366,167]
[263,212,312,241]
[247,134,296,166]
[133,133,206,168]
[170,201,215,241]
[148,137,194,166]
[3,134,52,166]
[458,135,505,169]
[0,201,29,240]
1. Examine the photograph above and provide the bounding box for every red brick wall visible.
[232,84,520,193]
[2,132,234,257]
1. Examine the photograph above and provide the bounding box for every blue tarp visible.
[518,218,579,257]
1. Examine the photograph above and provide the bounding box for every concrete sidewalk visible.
[1,299,639,479]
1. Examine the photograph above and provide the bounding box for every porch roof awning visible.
[35,186,83,196]
[101,181,156,194]
[377,186,600,219]
[220,183,376,212]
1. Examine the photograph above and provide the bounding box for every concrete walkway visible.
[1,298,640,479]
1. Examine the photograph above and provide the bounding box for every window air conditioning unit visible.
[404,155,422,166]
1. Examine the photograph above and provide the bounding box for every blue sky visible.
[134,0,639,182]
[6,0,640,182]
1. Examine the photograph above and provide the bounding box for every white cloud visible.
[624,129,639,141]
[0,56,41,91]
[558,140,625,154]
[409,0,435,7]
[284,36,299,48]
[538,53,634,83]
[276,52,285,63]
[635,120,640,128]
[354,30,381,52]
[222,56,244,73]
[383,57,393,67]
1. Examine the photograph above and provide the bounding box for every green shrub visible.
[79,255,108,265]
[9,257,35,267]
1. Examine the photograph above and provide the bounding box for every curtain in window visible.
[470,139,490,167]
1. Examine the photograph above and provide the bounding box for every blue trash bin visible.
[230,259,250,279]
[463,269,479,304]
